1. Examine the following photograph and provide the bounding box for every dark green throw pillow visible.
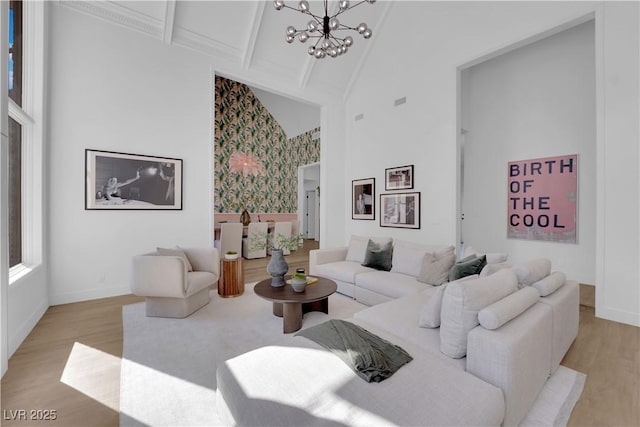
[362,239,393,271]
[448,254,487,281]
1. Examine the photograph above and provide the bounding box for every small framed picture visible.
[85,149,183,210]
[380,192,420,229]
[352,178,375,220]
[385,165,414,190]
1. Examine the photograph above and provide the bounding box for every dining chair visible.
[214,223,243,257]
[273,221,293,255]
[291,220,302,251]
[242,222,269,259]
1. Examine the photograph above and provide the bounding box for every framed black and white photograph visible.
[85,149,183,210]
[380,192,420,229]
[385,165,414,190]
[352,178,375,220]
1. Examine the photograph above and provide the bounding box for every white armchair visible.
[130,246,220,318]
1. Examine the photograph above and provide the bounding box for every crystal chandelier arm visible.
[331,25,359,31]
[328,33,345,44]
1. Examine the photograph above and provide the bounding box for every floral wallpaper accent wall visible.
[214,76,320,213]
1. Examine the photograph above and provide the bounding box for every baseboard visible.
[9,300,48,357]
[596,306,640,327]
[49,285,131,306]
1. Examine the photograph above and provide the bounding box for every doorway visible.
[304,190,317,239]
[298,162,320,243]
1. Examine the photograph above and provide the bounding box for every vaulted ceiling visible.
[61,1,392,102]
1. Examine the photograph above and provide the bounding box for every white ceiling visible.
[61,0,391,101]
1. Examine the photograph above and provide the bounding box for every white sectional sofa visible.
[310,235,457,306]
[216,241,580,426]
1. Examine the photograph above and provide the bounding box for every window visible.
[8,1,23,269]
[8,117,21,268]
[9,0,22,106]
[7,0,44,279]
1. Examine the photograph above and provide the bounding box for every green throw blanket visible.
[296,319,413,383]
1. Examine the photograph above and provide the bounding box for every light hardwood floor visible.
[1,241,638,427]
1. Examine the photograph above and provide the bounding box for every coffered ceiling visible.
[61,0,392,101]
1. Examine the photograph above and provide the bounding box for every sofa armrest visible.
[467,302,552,426]
[130,255,187,298]
[309,247,348,275]
[182,247,220,278]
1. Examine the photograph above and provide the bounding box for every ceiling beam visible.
[242,1,266,70]
[162,0,177,45]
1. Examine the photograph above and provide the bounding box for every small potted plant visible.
[225,250,239,260]
[289,272,307,292]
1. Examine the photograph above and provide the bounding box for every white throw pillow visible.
[440,269,518,358]
[532,271,566,296]
[417,252,456,285]
[390,240,430,277]
[419,284,448,328]
[418,274,479,328]
[478,287,540,330]
[479,262,513,278]
[514,258,552,286]
[485,253,508,264]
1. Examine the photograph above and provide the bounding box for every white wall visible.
[47,6,220,304]
[346,2,639,326]
[46,4,347,305]
[460,21,595,284]
[596,3,640,326]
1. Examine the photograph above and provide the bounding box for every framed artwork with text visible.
[507,154,577,243]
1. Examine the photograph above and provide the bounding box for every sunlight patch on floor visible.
[60,342,121,411]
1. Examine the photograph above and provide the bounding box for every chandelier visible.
[229,152,264,177]
[274,0,376,59]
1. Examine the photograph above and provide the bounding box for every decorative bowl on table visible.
[288,274,307,292]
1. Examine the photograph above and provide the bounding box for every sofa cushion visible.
[479,262,513,278]
[478,287,540,330]
[362,240,393,271]
[390,240,430,277]
[418,252,456,286]
[313,261,375,284]
[514,258,551,286]
[185,271,216,296]
[418,274,479,328]
[440,269,518,358]
[460,246,507,264]
[355,271,426,300]
[532,271,566,296]
[486,253,508,264]
[157,247,193,272]
[419,284,448,328]
[448,255,487,281]
[345,235,392,264]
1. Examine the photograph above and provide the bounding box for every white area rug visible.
[120,283,585,426]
